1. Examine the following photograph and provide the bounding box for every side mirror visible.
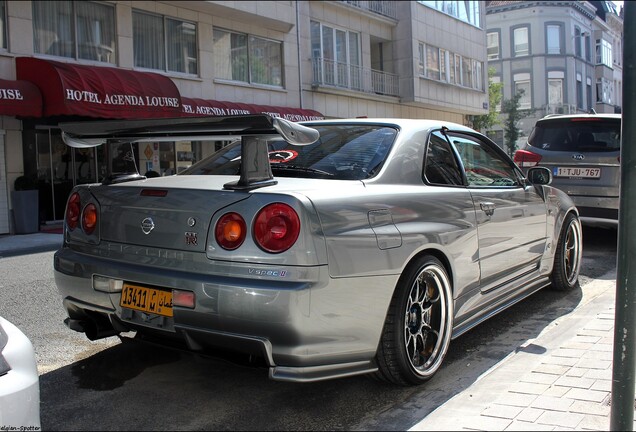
[527,167,552,185]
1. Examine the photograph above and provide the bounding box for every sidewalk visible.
[410,270,635,432]
[0,231,63,257]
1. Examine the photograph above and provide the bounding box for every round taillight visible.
[66,192,81,231]
[82,203,98,235]
[215,212,246,250]
[253,203,300,253]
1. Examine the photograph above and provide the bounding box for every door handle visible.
[480,201,495,216]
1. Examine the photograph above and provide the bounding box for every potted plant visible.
[12,175,39,234]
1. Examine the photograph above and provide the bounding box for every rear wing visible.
[59,114,320,190]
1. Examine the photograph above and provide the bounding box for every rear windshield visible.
[182,124,397,180]
[528,118,620,152]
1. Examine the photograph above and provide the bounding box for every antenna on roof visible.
[589,108,597,114]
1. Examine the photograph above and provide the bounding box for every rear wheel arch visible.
[550,211,582,291]
[403,248,455,295]
[374,249,455,385]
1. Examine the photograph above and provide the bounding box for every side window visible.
[450,134,519,187]
[423,131,464,186]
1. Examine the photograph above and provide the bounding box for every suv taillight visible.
[253,203,300,253]
[514,150,542,167]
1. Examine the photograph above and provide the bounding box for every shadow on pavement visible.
[39,287,586,431]
[38,228,613,431]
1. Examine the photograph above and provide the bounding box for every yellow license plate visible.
[120,283,173,317]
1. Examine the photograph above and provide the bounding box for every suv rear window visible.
[528,118,620,152]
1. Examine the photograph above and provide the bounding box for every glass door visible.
[35,128,101,222]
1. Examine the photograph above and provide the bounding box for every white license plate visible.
[553,167,601,178]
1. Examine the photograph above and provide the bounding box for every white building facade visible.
[0,0,488,233]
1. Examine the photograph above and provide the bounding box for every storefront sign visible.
[181,97,324,122]
[17,57,182,119]
[0,78,42,117]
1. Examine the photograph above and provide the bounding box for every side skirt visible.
[451,276,551,339]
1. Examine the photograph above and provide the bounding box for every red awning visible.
[16,57,181,119]
[0,78,42,117]
[181,97,324,122]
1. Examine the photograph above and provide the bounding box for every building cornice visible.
[486,1,596,20]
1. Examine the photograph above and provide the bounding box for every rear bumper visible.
[54,246,397,382]
[568,195,618,225]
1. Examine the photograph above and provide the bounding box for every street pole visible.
[611,1,636,430]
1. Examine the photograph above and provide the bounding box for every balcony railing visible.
[340,1,398,19]
[312,58,399,97]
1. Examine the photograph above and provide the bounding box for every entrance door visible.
[35,128,101,222]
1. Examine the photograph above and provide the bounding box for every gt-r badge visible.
[185,231,198,246]
[141,217,155,234]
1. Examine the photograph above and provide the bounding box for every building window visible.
[585,34,591,61]
[215,29,283,87]
[453,54,461,85]
[133,11,197,75]
[418,1,481,27]
[440,49,448,82]
[614,40,621,66]
[596,39,612,67]
[576,74,583,109]
[513,27,529,57]
[514,74,531,109]
[548,78,563,106]
[487,32,499,60]
[473,60,483,91]
[574,27,582,57]
[586,78,592,110]
[596,77,613,104]
[547,25,561,54]
[310,21,359,89]
[426,45,440,80]
[462,57,472,88]
[418,44,481,91]
[33,1,116,63]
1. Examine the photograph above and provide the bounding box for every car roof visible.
[301,117,477,134]
[537,113,621,123]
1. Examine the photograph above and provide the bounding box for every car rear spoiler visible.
[59,114,320,190]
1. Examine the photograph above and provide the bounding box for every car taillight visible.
[82,203,98,235]
[215,212,247,250]
[253,203,300,253]
[66,192,81,230]
[514,149,542,167]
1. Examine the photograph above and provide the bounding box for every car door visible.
[449,132,547,291]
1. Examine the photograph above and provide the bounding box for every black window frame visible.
[448,132,524,188]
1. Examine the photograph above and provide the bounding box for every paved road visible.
[0,226,617,430]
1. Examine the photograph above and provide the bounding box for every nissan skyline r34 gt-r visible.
[53,115,581,385]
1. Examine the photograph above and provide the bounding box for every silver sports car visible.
[54,115,582,385]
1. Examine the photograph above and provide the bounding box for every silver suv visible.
[514,113,621,226]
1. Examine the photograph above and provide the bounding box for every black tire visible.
[374,255,453,385]
[550,213,582,291]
